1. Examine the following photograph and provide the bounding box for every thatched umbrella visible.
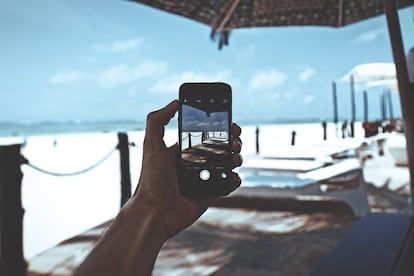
[129,0,414,48]
[129,0,414,210]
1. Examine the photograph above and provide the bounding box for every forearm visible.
[73,200,167,276]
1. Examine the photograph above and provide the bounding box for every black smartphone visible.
[178,82,232,196]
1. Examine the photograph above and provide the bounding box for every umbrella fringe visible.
[210,29,231,50]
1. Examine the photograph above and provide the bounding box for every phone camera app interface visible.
[181,97,230,184]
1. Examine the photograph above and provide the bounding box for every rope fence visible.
[21,146,118,177]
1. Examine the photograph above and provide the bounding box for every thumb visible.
[168,143,179,158]
[144,100,178,150]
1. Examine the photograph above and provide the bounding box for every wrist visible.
[103,199,168,275]
[74,197,168,276]
[121,197,169,245]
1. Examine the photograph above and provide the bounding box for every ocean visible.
[0,120,146,138]
[0,120,365,259]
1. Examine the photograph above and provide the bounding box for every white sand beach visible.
[1,121,409,275]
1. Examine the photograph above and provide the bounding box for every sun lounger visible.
[218,158,369,217]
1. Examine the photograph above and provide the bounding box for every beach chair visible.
[214,157,369,217]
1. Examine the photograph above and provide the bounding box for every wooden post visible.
[117,133,131,208]
[291,130,296,146]
[350,74,356,138]
[363,90,368,122]
[380,92,386,121]
[322,121,327,141]
[332,81,339,138]
[0,144,27,276]
[384,0,414,214]
[387,89,394,120]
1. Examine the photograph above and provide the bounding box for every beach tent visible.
[366,78,398,90]
[365,78,399,121]
[342,63,396,82]
[366,78,399,120]
[339,62,398,124]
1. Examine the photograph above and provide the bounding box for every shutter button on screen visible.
[200,169,210,181]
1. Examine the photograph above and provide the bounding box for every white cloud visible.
[48,60,167,88]
[49,71,83,84]
[92,37,143,53]
[150,70,233,93]
[356,28,385,43]
[249,69,286,90]
[298,68,316,82]
[98,61,167,88]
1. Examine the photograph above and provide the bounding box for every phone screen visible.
[179,83,232,196]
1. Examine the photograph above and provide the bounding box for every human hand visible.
[131,100,242,239]
[73,100,242,276]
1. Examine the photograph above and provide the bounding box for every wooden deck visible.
[28,221,110,276]
[28,209,357,276]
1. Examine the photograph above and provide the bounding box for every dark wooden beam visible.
[118,133,132,208]
[383,0,414,213]
[0,144,27,276]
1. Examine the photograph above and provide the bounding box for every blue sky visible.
[1,1,413,124]
[182,104,228,132]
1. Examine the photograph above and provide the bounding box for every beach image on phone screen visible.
[180,97,230,184]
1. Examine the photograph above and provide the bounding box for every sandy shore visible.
[27,151,411,276]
